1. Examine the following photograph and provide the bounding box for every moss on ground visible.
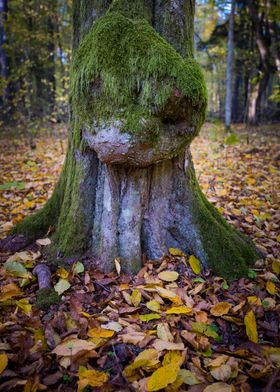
[71,11,207,136]
[35,288,60,310]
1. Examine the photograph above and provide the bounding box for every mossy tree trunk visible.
[5,0,260,279]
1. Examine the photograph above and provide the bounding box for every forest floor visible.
[0,122,279,392]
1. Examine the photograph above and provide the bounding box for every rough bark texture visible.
[7,0,260,279]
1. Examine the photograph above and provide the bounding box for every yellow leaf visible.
[0,283,23,302]
[272,260,280,275]
[131,289,142,307]
[189,255,201,274]
[162,350,183,367]
[16,299,32,315]
[77,368,108,391]
[139,313,161,322]
[123,359,151,380]
[169,248,185,257]
[57,268,69,279]
[0,353,8,374]
[123,349,159,380]
[244,310,258,343]
[136,349,159,362]
[247,296,262,306]
[146,300,161,312]
[87,327,115,338]
[166,306,192,315]
[146,363,180,391]
[266,281,277,295]
[210,302,232,316]
[277,234,280,242]
[156,287,182,304]
[203,382,233,392]
[158,271,179,282]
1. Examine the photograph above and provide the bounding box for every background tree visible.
[1,0,260,279]
[225,0,235,130]
[0,0,71,126]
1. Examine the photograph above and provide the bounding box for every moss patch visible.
[35,288,60,310]
[71,11,207,136]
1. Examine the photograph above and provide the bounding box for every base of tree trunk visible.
[7,145,260,280]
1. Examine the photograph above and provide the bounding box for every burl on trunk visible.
[3,1,260,279]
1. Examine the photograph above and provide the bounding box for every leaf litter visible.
[0,123,279,391]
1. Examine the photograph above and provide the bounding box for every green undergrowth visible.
[71,11,207,136]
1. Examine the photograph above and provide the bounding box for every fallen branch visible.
[33,264,52,289]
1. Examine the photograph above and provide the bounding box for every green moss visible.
[71,11,207,136]
[187,161,260,280]
[35,288,60,310]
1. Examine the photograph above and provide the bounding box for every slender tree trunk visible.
[225,0,235,130]
[0,0,8,104]
[4,0,260,279]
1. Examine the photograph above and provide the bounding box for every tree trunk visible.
[225,0,235,130]
[7,0,260,280]
[0,0,9,104]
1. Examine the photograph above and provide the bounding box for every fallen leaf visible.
[16,298,32,315]
[52,339,98,356]
[87,327,115,338]
[152,339,185,351]
[177,369,200,385]
[158,271,179,282]
[101,321,123,332]
[54,278,71,296]
[166,305,192,315]
[131,289,142,307]
[244,310,258,343]
[210,302,232,316]
[139,313,161,322]
[115,258,121,275]
[146,363,180,391]
[210,365,232,381]
[0,353,8,374]
[56,267,69,279]
[72,261,84,275]
[36,237,51,246]
[169,248,185,257]
[77,367,108,391]
[0,283,23,302]
[4,261,31,278]
[157,323,174,342]
[266,281,277,295]
[189,255,201,274]
[203,382,233,392]
[146,300,161,312]
[156,287,182,304]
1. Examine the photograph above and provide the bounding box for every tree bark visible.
[5,0,260,279]
[0,0,9,105]
[225,0,235,130]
